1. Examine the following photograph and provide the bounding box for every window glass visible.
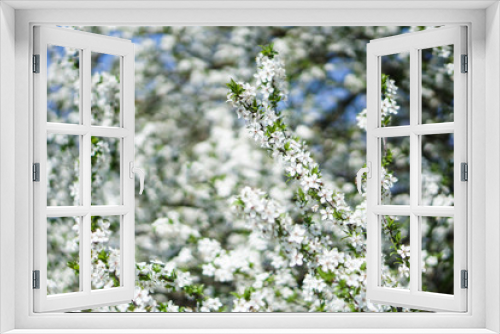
[91,52,121,127]
[421,134,454,206]
[421,46,454,124]
[380,136,410,205]
[47,45,80,124]
[380,52,410,127]
[47,134,80,206]
[381,215,410,289]
[91,136,121,205]
[47,217,80,295]
[421,216,454,294]
[91,216,121,290]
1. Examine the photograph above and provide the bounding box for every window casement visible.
[364,26,468,312]
[33,26,139,312]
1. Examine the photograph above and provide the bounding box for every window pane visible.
[91,136,121,205]
[47,217,80,295]
[421,45,454,124]
[380,215,410,289]
[381,136,410,205]
[47,45,80,124]
[47,134,80,206]
[91,52,121,127]
[421,216,454,295]
[91,216,121,290]
[421,134,454,206]
[380,52,410,127]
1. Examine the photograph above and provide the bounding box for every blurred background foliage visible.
[45,26,455,311]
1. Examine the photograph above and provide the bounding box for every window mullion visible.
[373,205,454,217]
[46,124,130,140]
[78,48,85,292]
[409,47,420,294]
[46,123,88,135]
[90,205,129,216]
[372,125,411,137]
[45,205,130,217]
[412,123,454,135]
[82,47,92,294]
[46,206,88,217]
[90,126,129,138]
[366,45,380,297]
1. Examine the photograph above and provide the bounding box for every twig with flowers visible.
[226,44,409,310]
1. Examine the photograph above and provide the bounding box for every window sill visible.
[3,330,498,334]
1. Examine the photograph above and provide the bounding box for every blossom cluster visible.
[226,44,404,311]
[90,216,121,290]
[227,45,353,230]
[380,76,400,118]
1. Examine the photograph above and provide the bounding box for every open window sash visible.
[33,26,136,312]
[366,26,467,312]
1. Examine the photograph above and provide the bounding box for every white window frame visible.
[0,1,499,333]
[366,26,468,312]
[33,26,136,312]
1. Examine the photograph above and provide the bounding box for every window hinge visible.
[461,162,468,181]
[461,54,468,73]
[33,163,40,182]
[461,270,468,289]
[33,270,40,289]
[33,54,40,73]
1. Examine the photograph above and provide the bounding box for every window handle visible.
[356,162,371,194]
[129,161,145,195]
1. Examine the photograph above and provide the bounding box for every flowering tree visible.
[45,26,455,312]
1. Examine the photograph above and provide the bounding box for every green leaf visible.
[226,78,245,95]
[317,267,336,283]
[98,250,108,262]
[360,262,367,271]
[297,187,306,201]
[152,263,162,273]
[67,260,80,274]
[157,303,168,312]
[243,287,255,301]
[259,43,279,58]
[184,284,205,298]
[187,234,199,244]
[285,292,298,303]
[312,165,320,175]
[230,291,242,299]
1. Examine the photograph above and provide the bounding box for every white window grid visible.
[33,26,136,312]
[366,26,468,312]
